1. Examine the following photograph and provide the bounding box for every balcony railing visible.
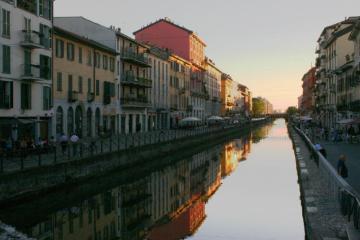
[20,31,43,49]
[121,48,150,67]
[120,97,150,108]
[21,64,43,81]
[121,74,152,88]
[87,92,95,102]
[68,91,79,102]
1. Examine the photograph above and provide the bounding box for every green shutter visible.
[9,82,13,108]
[2,45,11,74]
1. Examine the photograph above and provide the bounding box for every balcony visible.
[170,104,178,111]
[20,31,43,49]
[179,87,186,94]
[120,96,150,108]
[20,64,46,81]
[87,92,95,102]
[121,74,152,88]
[121,48,150,67]
[350,100,360,112]
[68,91,79,102]
[186,105,193,112]
[122,194,151,210]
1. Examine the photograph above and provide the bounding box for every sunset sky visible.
[55,0,360,111]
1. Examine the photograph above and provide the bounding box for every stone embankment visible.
[288,125,360,240]
[0,120,269,205]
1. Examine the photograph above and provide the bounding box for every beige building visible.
[53,26,118,138]
[169,54,191,127]
[315,17,360,127]
[204,57,222,117]
[220,73,234,116]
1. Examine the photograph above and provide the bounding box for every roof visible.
[115,31,148,48]
[349,20,360,40]
[53,26,118,55]
[324,25,354,48]
[133,18,206,46]
[317,16,360,42]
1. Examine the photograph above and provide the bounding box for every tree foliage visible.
[252,98,265,115]
[286,106,298,116]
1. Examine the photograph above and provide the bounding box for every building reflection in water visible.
[4,129,258,240]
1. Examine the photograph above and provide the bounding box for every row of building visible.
[299,16,360,128]
[18,136,253,240]
[0,0,253,141]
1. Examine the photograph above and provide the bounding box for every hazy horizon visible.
[55,0,360,111]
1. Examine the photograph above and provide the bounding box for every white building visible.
[0,0,53,141]
[148,46,171,130]
[204,57,222,117]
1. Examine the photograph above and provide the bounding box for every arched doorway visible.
[87,108,92,137]
[75,106,83,137]
[56,106,64,136]
[95,108,100,136]
[67,107,74,136]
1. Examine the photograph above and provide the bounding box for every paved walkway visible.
[318,140,360,193]
[290,128,348,239]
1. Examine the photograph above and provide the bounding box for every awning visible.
[337,119,354,125]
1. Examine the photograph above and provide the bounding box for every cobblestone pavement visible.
[318,140,360,193]
[290,128,349,240]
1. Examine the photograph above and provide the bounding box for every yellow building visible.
[53,26,118,138]
[220,73,234,116]
[169,54,192,127]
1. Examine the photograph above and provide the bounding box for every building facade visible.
[204,57,222,117]
[0,0,53,141]
[169,54,191,128]
[52,26,117,138]
[314,17,360,127]
[300,67,316,115]
[147,46,170,130]
[220,73,233,116]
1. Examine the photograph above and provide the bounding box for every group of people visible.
[0,136,56,156]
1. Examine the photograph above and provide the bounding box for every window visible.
[68,75,73,92]
[17,0,37,15]
[87,49,92,66]
[2,45,11,74]
[40,55,51,80]
[96,80,100,96]
[21,83,31,109]
[110,58,115,72]
[40,24,51,49]
[56,39,64,58]
[78,47,83,63]
[57,72,62,91]
[88,78,92,93]
[95,52,101,68]
[67,43,75,61]
[2,9,10,38]
[78,76,83,93]
[0,81,13,109]
[39,0,52,20]
[103,55,108,70]
[43,86,51,110]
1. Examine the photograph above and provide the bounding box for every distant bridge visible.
[254,114,288,119]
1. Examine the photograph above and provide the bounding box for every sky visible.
[54,0,360,111]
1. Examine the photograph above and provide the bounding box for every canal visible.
[0,119,304,240]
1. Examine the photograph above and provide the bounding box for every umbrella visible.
[179,117,201,127]
[337,119,354,125]
[207,116,224,121]
[300,116,312,121]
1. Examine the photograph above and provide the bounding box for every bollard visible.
[80,143,83,158]
[101,140,103,153]
[110,137,112,152]
[20,152,24,170]
[54,147,57,164]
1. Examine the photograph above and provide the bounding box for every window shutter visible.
[9,82,13,108]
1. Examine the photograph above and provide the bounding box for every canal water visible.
[0,119,304,240]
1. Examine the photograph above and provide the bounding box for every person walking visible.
[337,155,348,178]
[70,133,80,156]
[60,133,68,155]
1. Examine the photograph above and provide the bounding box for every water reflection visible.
[0,120,303,240]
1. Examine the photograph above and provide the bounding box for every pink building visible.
[134,18,206,67]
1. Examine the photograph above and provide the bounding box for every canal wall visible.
[288,124,355,240]
[0,120,270,205]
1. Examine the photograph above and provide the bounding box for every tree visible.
[286,106,298,116]
[252,98,265,115]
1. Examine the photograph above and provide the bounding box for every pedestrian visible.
[348,125,355,144]
[70,132,79,156]
[60,133,68,155]
[337,155,348,178]
[315,143,327,158]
